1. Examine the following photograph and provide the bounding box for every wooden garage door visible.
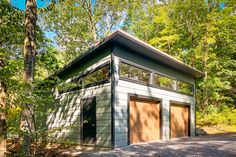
[170,104,189,138]
[130,97,161,144]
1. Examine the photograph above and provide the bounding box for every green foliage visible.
[0,0,24,48]
[41,0,129,62]
[124,0,236,109]
[0,0,63,145]
[197,104,236,126]
[36,47,64,80]
[1,0,235,152]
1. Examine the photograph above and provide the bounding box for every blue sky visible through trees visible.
[11,0,51,10]
[11,0,56,46]
[10,0,98,48]
[10,0,226,48]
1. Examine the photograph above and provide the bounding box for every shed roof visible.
[54,30,204,78]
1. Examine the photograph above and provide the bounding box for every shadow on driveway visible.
[48,133,236,157]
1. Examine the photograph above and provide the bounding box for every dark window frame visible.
[119,60,194,96]
[119,61,152,84]
[58,61,111,94]
[176,80,194,95]
[82,63,111,88]
[153,73,176,90]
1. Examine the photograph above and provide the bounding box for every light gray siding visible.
[47,54,112,147]
[113,45,196,147]
[48,42,196,148]
[113,45,194,84]
[113,80,195,147]
[58,47,112,80]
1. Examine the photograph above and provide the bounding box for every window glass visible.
[153,74,175,89]
[120,62,150,83]
[120,62,129,78]
[58,64,110,93]
[119,61,193,95]
[83,64,110,87]
[58,81,82,94]
[178,81,193,95]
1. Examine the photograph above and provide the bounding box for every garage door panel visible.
[171,104,189,138]
[130,98,160,144]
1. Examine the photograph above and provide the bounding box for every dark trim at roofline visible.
[112,31,204,78]
[52,43,110,78]
[52,30,204,79]
[51,33,117,78]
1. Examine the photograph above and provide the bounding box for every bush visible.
[197,104,236,126]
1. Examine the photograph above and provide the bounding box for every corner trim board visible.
[111,44,115,148]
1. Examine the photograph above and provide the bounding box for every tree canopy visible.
[0,0,235,155]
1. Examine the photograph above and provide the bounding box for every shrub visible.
[197,104,236,126]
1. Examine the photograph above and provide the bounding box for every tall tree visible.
[42,0,128,62]
[24,0,37,83]
[124,0,236,109]
[0,0,25,155]
[21,0,37,155]
[0,60,6,157]
[1,0,57,155]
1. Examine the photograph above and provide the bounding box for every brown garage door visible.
[129,97,161,144]
[170,104,190,138]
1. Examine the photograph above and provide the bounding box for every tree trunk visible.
[0,81,6,157]
[21,0,37,155]
[23,0,37,83]
[0,52,6,156]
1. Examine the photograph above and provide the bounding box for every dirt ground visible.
[43,133,236,157]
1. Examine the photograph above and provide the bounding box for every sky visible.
[10,0,57,46]
[11,0,51,10]
[10,0,226,47]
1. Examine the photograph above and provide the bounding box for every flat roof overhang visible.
[54,30,204,79]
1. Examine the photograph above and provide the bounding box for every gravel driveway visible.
[54,133,236,157]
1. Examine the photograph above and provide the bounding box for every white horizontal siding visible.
[114,80,195,147]
[47,83,112,147]
[117,81,194,103]
[112,44,196,147]
[83,55,111,74]
[60,50,111,81]
[95,89,112,147]
[97,126,112,134]
[113,45,194,84]
[96,139,112,147]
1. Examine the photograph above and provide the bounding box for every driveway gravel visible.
[53,133,236,157]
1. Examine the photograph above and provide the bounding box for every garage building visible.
[47,30,204,148]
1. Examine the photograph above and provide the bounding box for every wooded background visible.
[0,0,235,155]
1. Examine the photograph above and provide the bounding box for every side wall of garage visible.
[47,48,113,147]
[112,44,195,147]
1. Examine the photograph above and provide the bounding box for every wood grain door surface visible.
[170,104,189,138]
[130,97,160,144]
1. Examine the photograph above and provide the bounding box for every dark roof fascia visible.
[111,30,204,78]
[52,30,204,79]
[52,33,119,78]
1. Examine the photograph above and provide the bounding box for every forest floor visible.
[201,125,236,135]
[6,125,236,156]
[42,133,236,157]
